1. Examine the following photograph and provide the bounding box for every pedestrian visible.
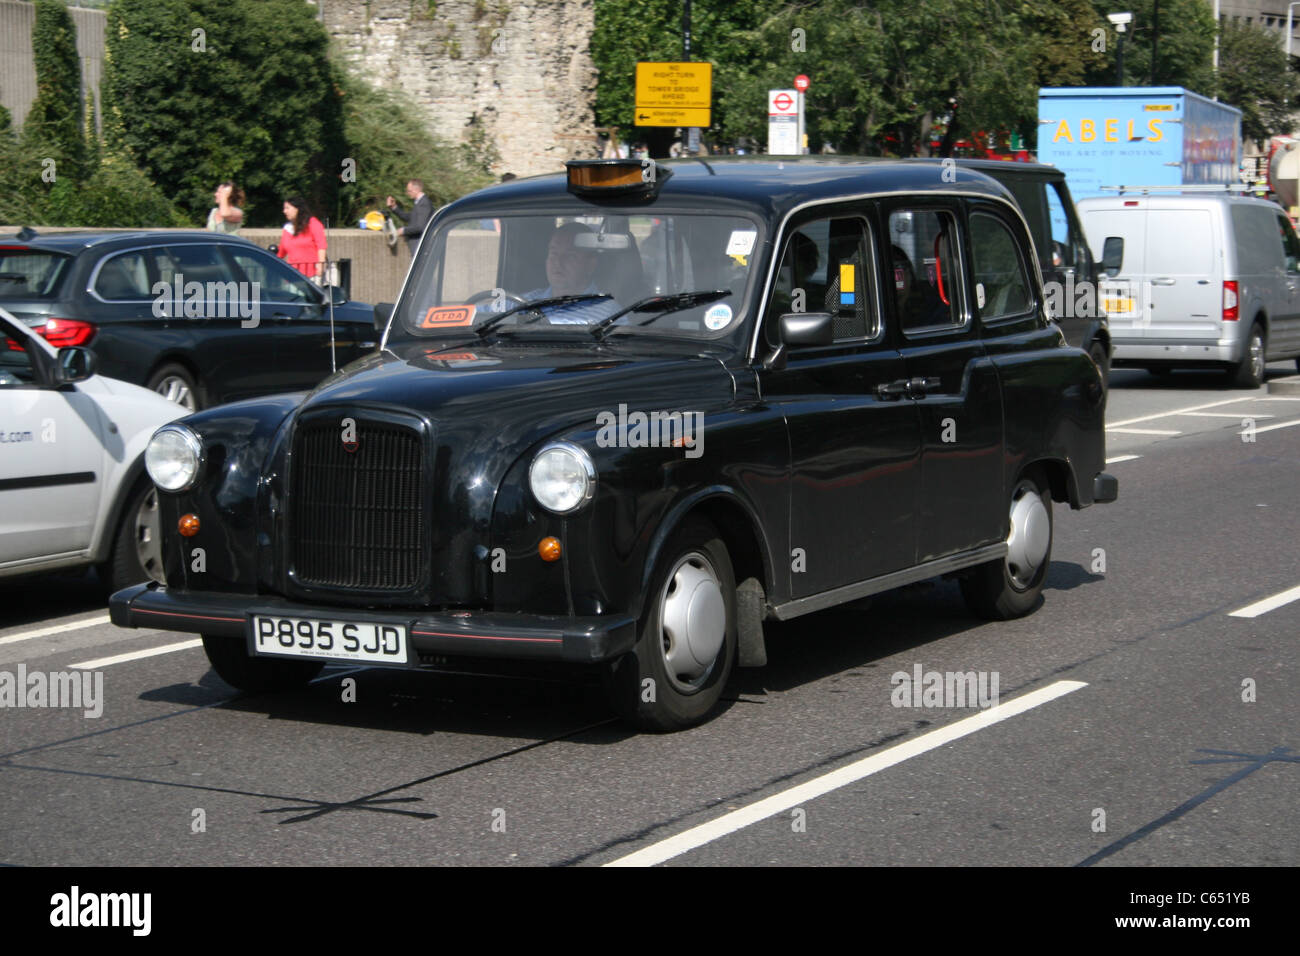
[205,182,244,234]
[276,196,327,282]
[386,179,433,257]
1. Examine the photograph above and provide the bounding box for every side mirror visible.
[374,302,394,333]
[1102,236,1124,276]
[762,312,835,370]
[57,346,97,383]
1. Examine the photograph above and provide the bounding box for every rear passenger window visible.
[970,213,1033,321]
[889,209,963,332]
[94,251,153,300]
[765,216,878,345]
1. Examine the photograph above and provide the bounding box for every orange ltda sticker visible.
[419,305,474,329]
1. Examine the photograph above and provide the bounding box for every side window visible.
[970,212,1034,321]
[225,249,316,303]
[1047,182,1089,276]
[0,322,38,387]
[94,250,154,300]
[764,216,877,346]
[888,209,962,333]
[1278,215,1300,274]
[166,243,237,287]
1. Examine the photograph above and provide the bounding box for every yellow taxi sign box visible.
[635,61,712,128]
[565,159,672,198]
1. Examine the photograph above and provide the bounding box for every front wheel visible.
[602,517,736,731]
[201,634,324,692]
[1088,340,1110,402]
[961,473,1053,620]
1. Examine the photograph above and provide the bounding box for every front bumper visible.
[109,583,638,665]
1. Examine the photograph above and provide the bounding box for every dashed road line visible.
[1228,583,1300,619]
[1252,417,1300,434]
[1107,426,1181,435]
[70,639,203,670]
[1105,454,1142,464]
[1106,397,1248,428]
[0,615,111,646]
[603,680,1088,867]
[1182,411,1273,419]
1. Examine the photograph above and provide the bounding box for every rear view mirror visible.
[374,302,394,332]
[575,232,630,250]
[1102,237,1124,276]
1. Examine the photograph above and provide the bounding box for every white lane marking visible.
[1105,454,1142,464]
[1229,583,1300,618]
[1257,395,1300,401]
[1182,412,1274,419]
[0,614,112,646]
[71,639,203,670]
[1252,417,1300,434]
[1106,426,1181,435]
[604,680,1088,868]
[1106,397,1246,427]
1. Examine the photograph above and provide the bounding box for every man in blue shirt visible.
[521,223,623,325]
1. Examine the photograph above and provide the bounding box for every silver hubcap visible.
[658,550,726,693]
[156,375,195,411]
[133,488,165,584]
[1006,482,1049,591]
[1249,332,1264,382]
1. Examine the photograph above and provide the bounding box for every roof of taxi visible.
[442,156,1018,221]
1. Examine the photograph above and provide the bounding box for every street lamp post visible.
[1107,13,1133,86]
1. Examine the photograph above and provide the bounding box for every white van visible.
[1078,190,1300,387]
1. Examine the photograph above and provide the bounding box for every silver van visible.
[1078,189,1300,387]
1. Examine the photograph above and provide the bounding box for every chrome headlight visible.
[528,441,596,514]
[145,424,203,493]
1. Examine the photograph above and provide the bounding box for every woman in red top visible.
[276,196,327,280]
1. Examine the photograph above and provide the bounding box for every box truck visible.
[1037,87,1242,201]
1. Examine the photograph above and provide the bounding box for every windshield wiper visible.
[473,294,613,338]
[589,290,732,340]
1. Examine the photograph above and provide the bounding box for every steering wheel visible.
[465,288,529,309]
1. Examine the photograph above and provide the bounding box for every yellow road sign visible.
[635,61,712,127]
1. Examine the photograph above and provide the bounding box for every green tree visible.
[1215,21,1300,148]
[25,0,86,183]
[102,0,347,226]
[1083,0,1215,93]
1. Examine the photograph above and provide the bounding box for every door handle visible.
[907,376,943,398]
[875,379,910,400]
[1150,277,1176,286]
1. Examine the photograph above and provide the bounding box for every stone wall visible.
[319,0,602,178]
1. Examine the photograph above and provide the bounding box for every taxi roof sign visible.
[565,159,672,198]
[635,61,712,128]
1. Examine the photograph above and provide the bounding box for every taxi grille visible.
[289,419,426,591]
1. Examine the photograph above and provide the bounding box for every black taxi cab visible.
[110,157,1117,731]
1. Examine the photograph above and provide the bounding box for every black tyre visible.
[1229,323,1266,389]
[961,472,1053,620]
[1088,340,1110,400]
[104,481,166,593]
[602,517,737,732]
[201,634,324,692]
[147,362,201,412]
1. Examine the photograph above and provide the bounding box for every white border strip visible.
[0,614,112,646]
[604,679,1088,867]
[71,639,203,670]
[1229,583,1300,619]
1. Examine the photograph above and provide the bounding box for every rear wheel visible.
[961,472,1053,620]
[1229,323,1266,389]
[201,634,324,692]
[147,362,201,412]
[104,481,166,593]
[602,517,736,731]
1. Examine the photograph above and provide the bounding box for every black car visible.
[0,230,377,411]
[111,157,1117,731]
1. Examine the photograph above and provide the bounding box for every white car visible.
[0,306,181,591]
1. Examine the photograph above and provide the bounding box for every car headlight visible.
[528,441,595,514]
[145,424,204,493]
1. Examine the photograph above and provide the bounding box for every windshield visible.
[393,212,761,341]
[0,248,72,300]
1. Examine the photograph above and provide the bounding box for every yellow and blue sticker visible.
[839,263,855,306]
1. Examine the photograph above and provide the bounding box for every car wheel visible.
[105,481,166,593]
[960,471,1053,620]
[147,363,201,412]
[1229,323,1266,389]
[602,517,737,731]
[1088,341,1110,398]
[201,634,324,692]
